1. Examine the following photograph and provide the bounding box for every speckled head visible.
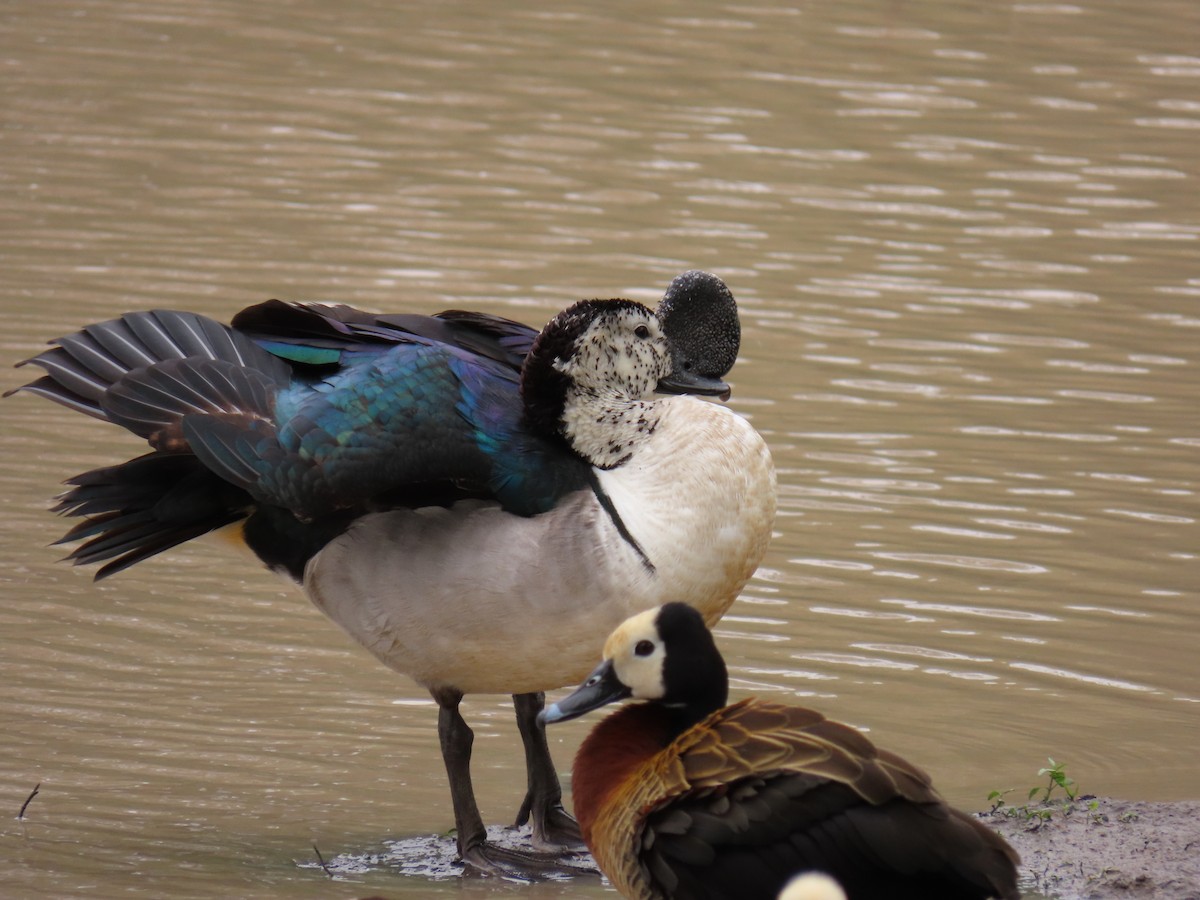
[520,298,734,467]
[520,298,669,442]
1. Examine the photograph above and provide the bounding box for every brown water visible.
[2,1,1197,898]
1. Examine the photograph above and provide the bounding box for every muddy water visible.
[1,1,1196,898]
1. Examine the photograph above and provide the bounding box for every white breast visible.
[303,397,775,695]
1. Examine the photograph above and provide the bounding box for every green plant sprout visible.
[1032,758,1078,804]
[987,758,1098,826]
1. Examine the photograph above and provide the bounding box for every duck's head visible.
[540,603,729,731]
[522,299,730,467]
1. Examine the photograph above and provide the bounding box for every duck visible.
[11,272,777,875]
[539,603,1021,900]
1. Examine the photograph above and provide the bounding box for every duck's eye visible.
[634,324,651,339]
[634,639,655,657]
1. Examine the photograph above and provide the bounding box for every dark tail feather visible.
[14,375,109,420]
[60,515,223,579]
[9,309,289,426]
[102,358,285,443]
[53,453,251,579]
[11,309,299,576]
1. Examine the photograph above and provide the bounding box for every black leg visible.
[432,686,487,856]
[430,687,592,876]
[513,691,584,849]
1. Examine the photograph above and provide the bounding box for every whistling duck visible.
[12,273,776,875]
[540,604,1021,900]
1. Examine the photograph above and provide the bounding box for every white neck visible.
[594,397,776,616]
[560,390,664,470]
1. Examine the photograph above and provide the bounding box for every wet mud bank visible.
[982,798,1200,899]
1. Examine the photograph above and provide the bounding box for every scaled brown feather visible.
[577,699,1019,900]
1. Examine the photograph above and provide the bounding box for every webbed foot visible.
[515,795,585,850]
[460,834,596,879]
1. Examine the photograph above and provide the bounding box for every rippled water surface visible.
[2,1,1196,898]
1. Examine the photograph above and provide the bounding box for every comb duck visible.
[12,273,776,874]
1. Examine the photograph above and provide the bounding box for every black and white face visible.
[555,305,671,402]
[537,606,669,727]
[539,603,729,727]
[521,297,732,464]
[601,606,669,701]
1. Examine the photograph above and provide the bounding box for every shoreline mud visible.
[982,797,1200,899]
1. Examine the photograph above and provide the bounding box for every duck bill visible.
[655,371,732,401]
[539,660,632,726]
